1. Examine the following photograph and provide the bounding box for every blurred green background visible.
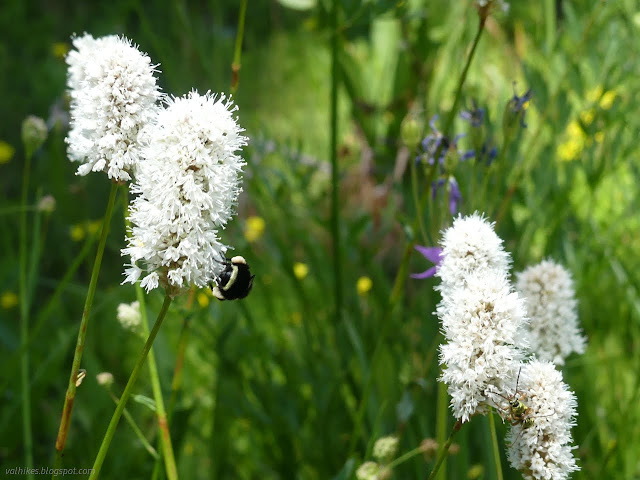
[1,0,639,478]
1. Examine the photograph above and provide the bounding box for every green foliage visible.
[1,0,639,479]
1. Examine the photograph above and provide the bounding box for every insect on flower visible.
[210,256,255,301]
[490,368,553,434]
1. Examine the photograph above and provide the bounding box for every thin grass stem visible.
[19,147,34,480]
[230,0,248,94]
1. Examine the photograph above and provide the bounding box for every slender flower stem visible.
[19,148,34,480]
[137,286,179,480]
[348,7,485,459]
[489,410,504,480]
[230,0,248,94]
[89,294,173,480]
[385,444,427,470]
[107,390,159,460]
[427,420,463,480]
[52,181,119,472]
[435,381,449,480]
[330,0,342,325]
[151,312,192,480]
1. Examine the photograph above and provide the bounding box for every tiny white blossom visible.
[516,260,587,365]
[96,372,114,387]
[117,301,141,331]
[372,436,399,463]
[438,269,528,422]
[506,360,579,480]
[123,91,247,292]
[436,213,511,294]
[356,462,380,480]
[66,33,162,181]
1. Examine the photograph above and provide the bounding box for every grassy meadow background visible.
[1,0,640,478]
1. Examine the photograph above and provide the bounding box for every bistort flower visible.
[438,269,528,422]
[505,360,580,480]
[436,213,511,292]
[516,260,587,365]
[117,301,141,332]
[122,91,247,292]
[66,33,162,181]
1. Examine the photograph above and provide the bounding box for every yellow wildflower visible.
[356,276,372,296]
[0,141,15,164]
[87,220,102,235]
[579,109,594,126]
[244,216,265,243]
[197,292,210,308]
[52,42,70,59]
[293,262,309,280]
[599,90,616,110]
[1,291,19,309]
[595,131,605,143]
[557,140,582,162]
[586,85,603,103]
[70,224,86,241]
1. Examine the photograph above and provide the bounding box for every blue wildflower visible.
[411,245,443,279]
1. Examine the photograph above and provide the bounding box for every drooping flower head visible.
[123,91,248,292]
[436,213,511,292]
[66,34,162,181]
[516,260,587,365]
[438,270,528,422]
[505,360,580,480]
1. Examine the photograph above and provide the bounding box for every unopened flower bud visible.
[373,436,399,463]
[420,438,439,460]
[37,195,56,213]
[21,116,48,158]
[400,114,423,149]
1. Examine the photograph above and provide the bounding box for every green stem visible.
[427,420,463,480]
[19,149,34,480]
[410,153,430,245]
[386,444,426,470]
[0,205,38,215]
[230,0,248,94]
[0,233,97,396]
[52,181,119,472]
[151,313,192,480]
[347,5,485,459]
[330,0,342,325]
[89,294,173,480]
[488,410,504,480]
[435,381,448,480]
[107,390,159,460]
[138,287,179,480]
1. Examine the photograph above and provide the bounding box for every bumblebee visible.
[211,256,255,301]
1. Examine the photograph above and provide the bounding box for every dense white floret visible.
[436,213,511,293]
[122,91,247,292]
[506,360,579,480]
[516,260,586,365]
[66,34,162,181]
[438,269,528,422]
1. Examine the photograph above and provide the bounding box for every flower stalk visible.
[427,420,463,480]
[89,293,173,479]
[52,181,118,472]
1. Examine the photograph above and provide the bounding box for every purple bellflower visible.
[411,245,443,279]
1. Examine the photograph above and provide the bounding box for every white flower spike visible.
[436,213,511,293]
[516,260,586,365]
[123,91,248,293]
[66,33,162,181]
[438,269,528,422]
[506,360,580,480]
